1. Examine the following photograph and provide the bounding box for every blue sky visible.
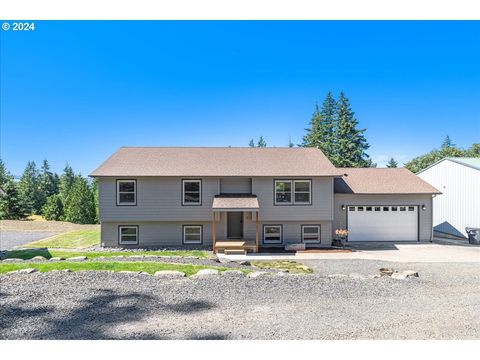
[1,21,479,176]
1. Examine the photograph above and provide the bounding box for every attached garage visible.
[347,205,418,241]
[334,168,441,243]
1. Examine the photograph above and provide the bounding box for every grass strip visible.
[0,261,230,276]
[251,260,313,274]
[24,230,100,249]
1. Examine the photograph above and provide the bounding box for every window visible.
[391,206,398,211]
[294,180,311,204]
[366,206,373,211]
[358,206,364,211]
[302,225,320,243]
[182,179,202,205]
[263,225,282,244]
[408,206,415,211]
[400,206,406,211]
[274,179,311,205]
[374,206,381,211]
[119,226,138,245]
[349,206,355,211]
[275,180,292,204]
[117,180,136,205]
[183,225,202,244]
[383,206,390,211]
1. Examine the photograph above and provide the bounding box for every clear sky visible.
[1,21,479,176]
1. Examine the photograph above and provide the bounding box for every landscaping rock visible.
[379,268,394,276]
[218,257,232,264]
[221,270,244,277]
[403,270,419,278]
[247,271,270,278]
[139,271,151,276]
[31,256,47,261]
[68,256,87,261]
[186,256,199,259]
[63,269,72,273]
[208,253,220,262]
[371,274,382,279]
[193,269,220,277]
[6,270,19,274]
[276,271,288,277]
[2,258,21,263]
[327,274,349,279]
[391,272,408,280]
[119,271,140,274]
[285,243,306,251]
[18,268,38,274]
[349,273,366,280]
[128,255,144,259]
[49,257,66,261]
[238,260,251,266]
[154,270,186,278]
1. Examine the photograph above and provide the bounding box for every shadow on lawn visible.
[2,248,53,260]
[0,288,223,340]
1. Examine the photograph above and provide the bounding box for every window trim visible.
[182,225,203,245]
[182,179,202,206]
[274,179,312,206]
[301,224,321,244]
[263,224,283,244]
[116,179,137,206]
[118,225,139,245]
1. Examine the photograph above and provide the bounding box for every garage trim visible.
[345,205,420,242]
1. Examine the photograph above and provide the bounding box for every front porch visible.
[211,195,260,254]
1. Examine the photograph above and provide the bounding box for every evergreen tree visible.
[63,176,96,224]
[333,92,371,167]
[288,136,294,148]
[0,158,12,187]
[0,178,27,220]
[467,143,480,156]
[38,159,59,209]
[248,139,255,147]
[42,194,64,221]
[18,161,40,214]
[91,178,100,223]
[386,158,398,168]
[257,136,267,148]
[59,164,75,203]
[302,92,337,160]
[441,135,455,149]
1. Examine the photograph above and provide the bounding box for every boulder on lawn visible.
[238,260,251,266]
[118,271,140,274]
[154,270,186,278]
[285,243,306,251]
[49,257,66,261]
[2,258,21,262]
[403,270,419,278]
[192,269,220,277]
[68,256,87,261]
[391,272,408,280]
[379,268,394,276]
[31,256,47,261]
[19,268,38,274]
[247,271,270,278]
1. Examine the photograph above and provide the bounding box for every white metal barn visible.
[417,157,480,238]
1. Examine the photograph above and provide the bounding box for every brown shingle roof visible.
[334,168,441,195]
[90,147,339,177]
[212,197,259,210]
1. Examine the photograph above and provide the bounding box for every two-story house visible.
[90,147,440,253]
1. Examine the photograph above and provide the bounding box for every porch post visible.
[212,211,217,253]
[255,211,259,253]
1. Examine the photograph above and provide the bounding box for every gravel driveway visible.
[1,260,479,340]
[0,231,56,250]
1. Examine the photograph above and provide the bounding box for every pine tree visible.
[18,161,41,214]
[257,136,267,148]
[288,136,294,148]
[63,176,96,224]
[386,158,398,168]
[38,159,59,209]
[441,135,454,149]
[302,92,337,160]
[333,92,371,167]
[59,164,75,203]
[91,178,100,223]
[0,178,27,219]
[248,139,255,147]
[42,194,64,221]
[0,158,12,187]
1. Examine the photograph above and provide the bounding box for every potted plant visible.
[333,229,348,248]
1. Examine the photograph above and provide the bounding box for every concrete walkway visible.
[219,242,480,263]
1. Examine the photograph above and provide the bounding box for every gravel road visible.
[0,231,56,250]
[1,260,479,340]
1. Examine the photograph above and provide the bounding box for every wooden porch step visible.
[224,249,247,255]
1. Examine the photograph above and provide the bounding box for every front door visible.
[227,212,243,239]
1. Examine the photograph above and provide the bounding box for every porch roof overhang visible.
[212,196,259,212]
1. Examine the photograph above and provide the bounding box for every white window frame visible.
[119,225,138,245]
[274,179,311,205]
[183,225,203,244]
[116,179,136,206]
[293,180,312,205]
[301,225,321,243]
[263,225,283,244]
[182,179,202,206]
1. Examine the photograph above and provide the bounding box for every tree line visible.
[0,159,98,224]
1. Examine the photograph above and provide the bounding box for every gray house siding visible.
[333,194,433,241]
[220,177,252,194]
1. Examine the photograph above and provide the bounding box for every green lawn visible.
[4,248,209,260]
[25,230,100,249]
[250,260,313,274]
[0,261,229,276]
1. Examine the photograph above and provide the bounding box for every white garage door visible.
[347,205,418,242]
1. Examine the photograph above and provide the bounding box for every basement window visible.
[302,225,321,243]
[183,225,203,244]
[119,226,138,245]
[263,225,283,244]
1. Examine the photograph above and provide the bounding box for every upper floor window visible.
[274,179,311,205]
[182,179,202,205]
[117,180,136,206]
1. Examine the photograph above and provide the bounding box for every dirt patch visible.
[0,220,99,233]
